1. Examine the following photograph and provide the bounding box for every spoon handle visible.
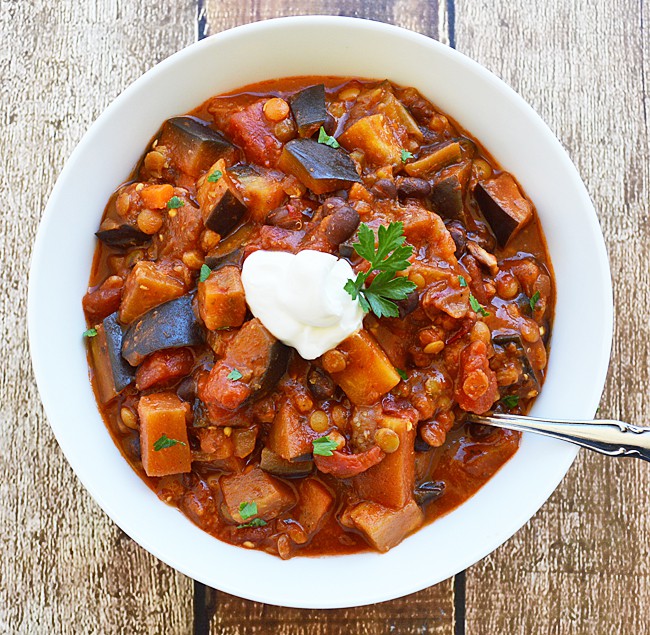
[469,414,650,462]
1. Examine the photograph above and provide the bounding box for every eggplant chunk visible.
[260,447,314,478]
[429,172,464,220]
[339,114,402,166]
[289,84,327,138]
[474,173,533,247]
[89,312,134,402]
[204,222,255,270]
[200,167,248,238]
[122,293,203,366]
[227,164,287,223]
[278,138,361,195]
[350,499,424,552]
[95,224,150,248]
[157,116,236,177]
[200,319,291,411]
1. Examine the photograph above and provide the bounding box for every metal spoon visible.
[468,413,650,461]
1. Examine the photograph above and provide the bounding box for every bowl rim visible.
[28,15,613,609]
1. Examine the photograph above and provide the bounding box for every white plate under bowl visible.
[28,16,613,608]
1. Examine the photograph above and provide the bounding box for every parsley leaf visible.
[396,368,408,381]
[343,222,417,318]
[501,394,520,409]
[207,169,223,182]
[312,435,339,457]
[529,291,541,311]
[199,264,211,283]
[83,328,97,338]
[153,434,187,451]
[227,369,243,381]
[167,196,185,209]
[237,518,268,529]
[469,293,490,317]
[458,275,467,288]
[317,126,340,149]
[400,149,414,163]
[239,501,258,520]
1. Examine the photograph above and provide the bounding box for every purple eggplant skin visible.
[102,312,135,392]
[491,329,541,395]
[260,447,314,478]
[158,116,237,177]
[203,189,247,237]
[289,84,328,138]
[121,293,203,366]
[95,224,150,248]
[429,173,464,220]
[204,247,244,271]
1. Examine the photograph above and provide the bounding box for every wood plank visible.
[455,0,650,633]
[0,1,196,632]
[200,2,455,632]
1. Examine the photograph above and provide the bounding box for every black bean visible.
[447,221,467,256]
[397,289,420,318]
[396,176,431,198]
[371,178,398,199]
[307,366,336,400]
[322,205,360,245]
[266,206,304,230]
[414,480,446,505]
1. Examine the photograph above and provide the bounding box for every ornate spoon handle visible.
[469,413,650,461]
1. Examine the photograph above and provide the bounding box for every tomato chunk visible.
[314,446,385,479]
[454,340,498,414]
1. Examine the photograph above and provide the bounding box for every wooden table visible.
[2,1,648,632]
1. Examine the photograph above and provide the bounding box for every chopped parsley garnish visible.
[343,222,417,318]
[317,126,340,149]
[469,293,490,317]
[82,328,97,338]
[529,291,541,311]
[227,369,243,381]
[458,275,468,288]
[237,518,268,529]
[501,395,520,409]
[396,368,408,381]
[153,434,187,451]
[312,435,339,457]
[400,149,414,163]
[239,501,258,520]
[166,196,185,209]
[199,264,211,283]
[207,169,223,182]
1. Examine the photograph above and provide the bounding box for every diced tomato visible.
[135,348,194,391]
[314,446,385,479]
[454,340,498,414]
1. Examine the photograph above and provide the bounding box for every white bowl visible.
[28,16,613,608]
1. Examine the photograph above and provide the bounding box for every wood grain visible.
[455,0,650,633]
[200,2,456,633]
[0,1,196,633]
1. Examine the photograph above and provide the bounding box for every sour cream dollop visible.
[241,249,364,360]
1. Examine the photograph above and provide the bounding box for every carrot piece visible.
[138,392,191,477]
[140,183,174,209]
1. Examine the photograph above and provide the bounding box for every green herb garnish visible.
[317,126,340,149]
[458,275,468,288]
[207,170,223,182]
[237,518,267,529]
[239,501,258,520]
[153,434,187,451]
[312,436,339,457]
[396,368,408,381]
[227,369,243,381]
[199,264,211,283]
[167,196,185,209]
[469,293,490,317]
[501,395,520,409]
[83,328,97,338]
[343,222,417,318]
[400,149,414,163]
[529,291,541,311]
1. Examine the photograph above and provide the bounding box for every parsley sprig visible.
[343,222,417,318]
[312,436,339,457]
[317,126,340,148]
